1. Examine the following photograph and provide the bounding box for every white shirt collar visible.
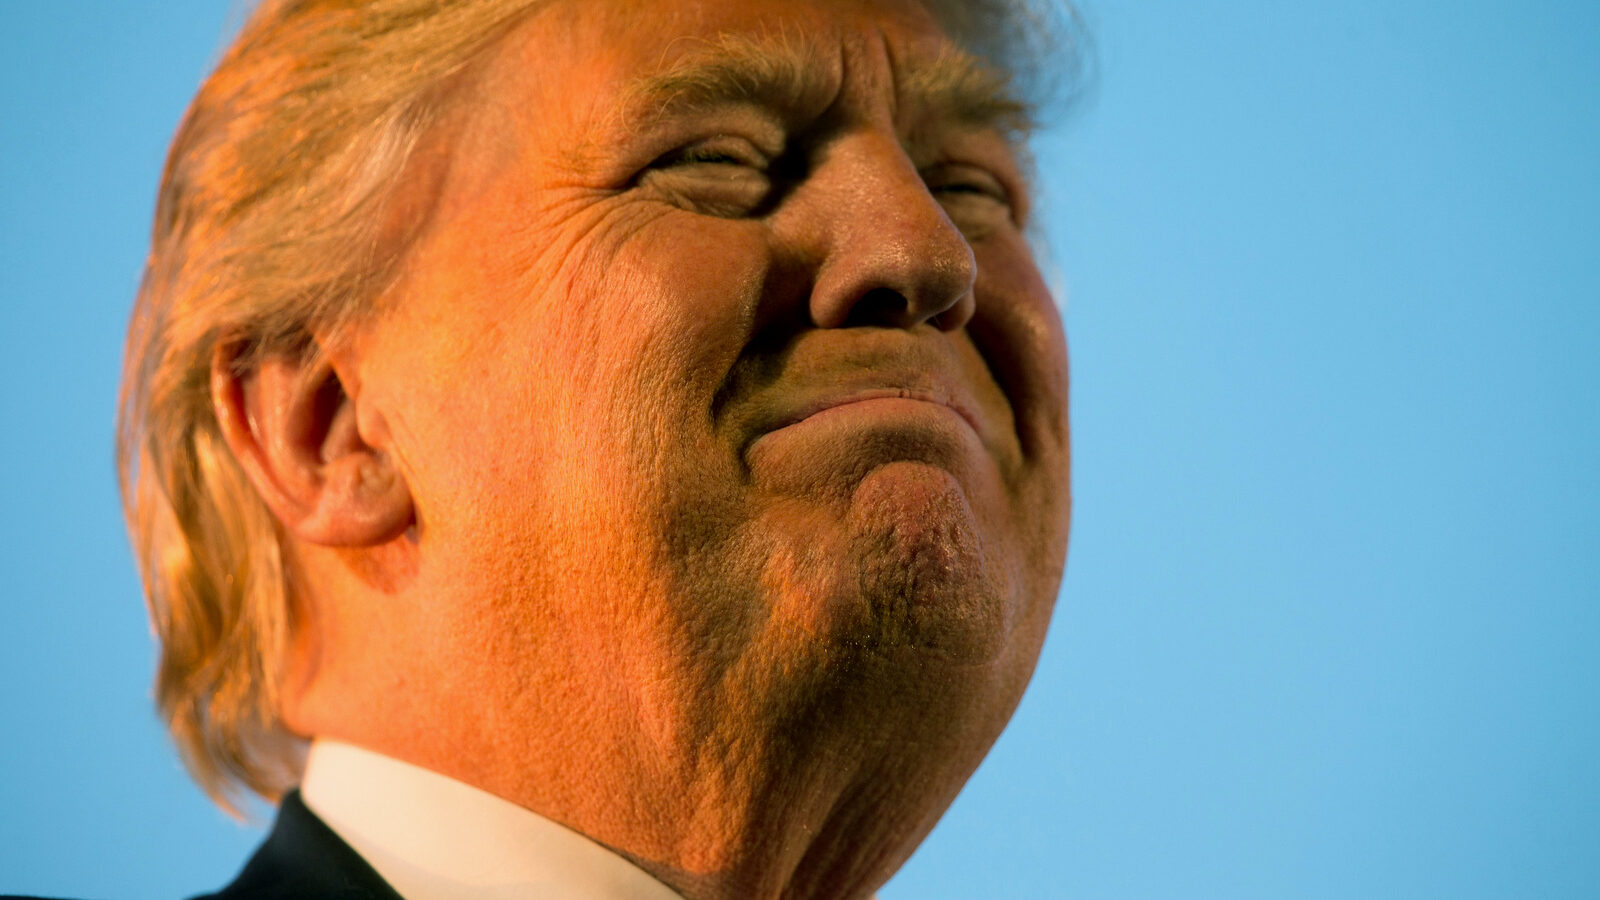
[299,739,687,900]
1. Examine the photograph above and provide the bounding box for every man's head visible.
[121,0,1073,895]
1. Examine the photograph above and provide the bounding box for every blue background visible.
[3,1,1596,897]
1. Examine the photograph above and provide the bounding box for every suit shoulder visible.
[2,794,396,900]
[189,792,401,900]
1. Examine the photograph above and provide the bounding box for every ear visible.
[211,341,414,547]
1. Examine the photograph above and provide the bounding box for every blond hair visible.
[118,0,546,813]
[118,0,1075,813]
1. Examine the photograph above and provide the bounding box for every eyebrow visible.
[619,31,829,127]
[900,46,1035,137]
[617,30,1035,138]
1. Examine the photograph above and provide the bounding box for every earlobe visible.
[211,342,414,547]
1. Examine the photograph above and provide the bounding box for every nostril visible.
[931,290,977,332]
[840,288,916,329]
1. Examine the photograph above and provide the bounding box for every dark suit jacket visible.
[1,791,402,900]
[190,790,403,899]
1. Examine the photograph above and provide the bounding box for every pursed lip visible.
[749,380,987,447]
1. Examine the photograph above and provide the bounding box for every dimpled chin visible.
[845,460,1010,662]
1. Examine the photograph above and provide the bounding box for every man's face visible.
[352,0,1069,786]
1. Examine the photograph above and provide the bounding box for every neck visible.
[312,646,1015,900]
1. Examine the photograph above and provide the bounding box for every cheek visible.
[445,207,776,532]
[527,210,777,515]
[592,214,775,420]
[972,238,1071,601]
[578,216,779,567]
[971,237,1069,460]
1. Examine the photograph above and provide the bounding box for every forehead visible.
[478,0,1029,143]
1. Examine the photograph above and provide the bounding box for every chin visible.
[841,460,1017,664]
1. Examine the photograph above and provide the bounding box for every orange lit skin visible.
[215,0,1071,898]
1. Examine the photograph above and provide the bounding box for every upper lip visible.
[767,386,982,436]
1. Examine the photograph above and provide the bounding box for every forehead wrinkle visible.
[616,28,839,133]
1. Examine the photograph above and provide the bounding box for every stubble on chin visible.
[842,460,1013,663]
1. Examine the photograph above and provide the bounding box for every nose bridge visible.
[806,132,977,331]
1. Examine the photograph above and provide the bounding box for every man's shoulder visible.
[0,792,402,900]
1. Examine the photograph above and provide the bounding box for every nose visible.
[805,136,978,332]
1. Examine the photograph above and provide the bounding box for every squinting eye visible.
[679,150,744,166]
[937,181,999,198]
[923,164,1017,236]
[640,138,775,218]
[659,140,767,170]
[925,166,1010,205]
[677,149,744,166]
